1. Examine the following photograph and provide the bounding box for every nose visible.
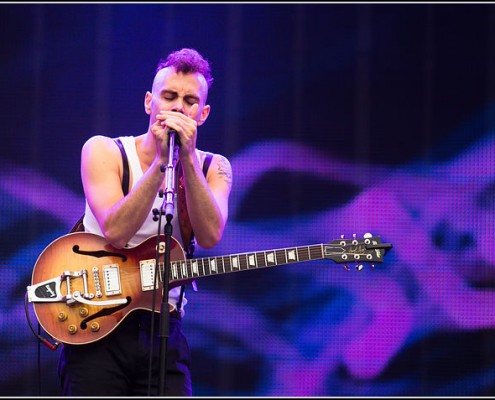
[170,98,185,114]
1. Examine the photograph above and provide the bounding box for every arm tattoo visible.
[215,155,233,188]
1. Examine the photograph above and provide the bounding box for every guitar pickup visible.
[102,264,122,296]
[140,259,159,291]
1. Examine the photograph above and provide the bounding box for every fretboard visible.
[168,244,327,283]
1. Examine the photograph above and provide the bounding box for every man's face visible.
[147,66,209,125]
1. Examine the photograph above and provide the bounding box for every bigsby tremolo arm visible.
[27,268,127,307]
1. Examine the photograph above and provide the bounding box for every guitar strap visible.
[177,152,214,258]
[176,152,213,310]
[69,138,129,233]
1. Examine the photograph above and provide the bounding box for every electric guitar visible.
[27,232,393,345]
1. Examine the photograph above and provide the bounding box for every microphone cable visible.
[24,291,59,395]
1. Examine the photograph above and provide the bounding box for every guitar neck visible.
[168,244,326,284]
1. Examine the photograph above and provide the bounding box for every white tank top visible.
[83,135,198,313]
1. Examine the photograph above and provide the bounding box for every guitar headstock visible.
[324,233,393,270]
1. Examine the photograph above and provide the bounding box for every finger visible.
[151,120,166,140]
[188,103,199,120]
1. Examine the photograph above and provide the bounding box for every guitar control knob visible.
[90,322,100,332]
[58,311,68,321]
[68,324,78,334]
[79,307,89,317]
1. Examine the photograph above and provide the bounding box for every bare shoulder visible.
[211,153,231,172]
[82,135,121,159]
[82,134,117,150]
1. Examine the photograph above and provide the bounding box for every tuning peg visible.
[371,264,375,270]
[364,232,372,238]
[355,264,364,271]
[344,264,350,271]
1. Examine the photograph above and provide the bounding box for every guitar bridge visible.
[27,276,65,303]
[27,265,124,306]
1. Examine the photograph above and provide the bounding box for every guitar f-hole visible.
[79,296,132,330]
[72,245,127,262]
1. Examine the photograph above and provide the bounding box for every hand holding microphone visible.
[155,104,200,157]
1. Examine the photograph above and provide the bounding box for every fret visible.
[283,249,289,264]
[179,261,187,278]
[183,260,189,278]
[209,257,218,274]
[241,254,248,270]
[169,261,176,279]
[239,254,248,270]
[171,262,178,280]
[275,249,286,265]
[158,262,164,283]
[203,257,211,276]
[310,244,324,260]
[235,254,243,270]
[231,255,240,270]
[191,259,199,277]
[254,252,265,268]
[286,248,298,262]
[247,253,257,269]
[297,246,309,262]
[221,256,230,273]
[220,256,226,273]
[265,251,277,266]
[216,256,223,273]
[244,253,252,270]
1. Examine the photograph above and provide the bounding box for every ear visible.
[197,104,211,127]
[144,91,152,115]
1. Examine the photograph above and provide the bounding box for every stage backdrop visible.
[1,3,495,396]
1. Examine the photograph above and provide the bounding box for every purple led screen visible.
[1,3,495,396]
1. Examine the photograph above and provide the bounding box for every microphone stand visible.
[158,131,179,396]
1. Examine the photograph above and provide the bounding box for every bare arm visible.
[81,135,165,248]
[180,152,233,249]
[156,104,232,249]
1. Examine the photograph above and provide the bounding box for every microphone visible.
[163,128,179,218]
[168,129,180,167]
[168,128,181,148]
